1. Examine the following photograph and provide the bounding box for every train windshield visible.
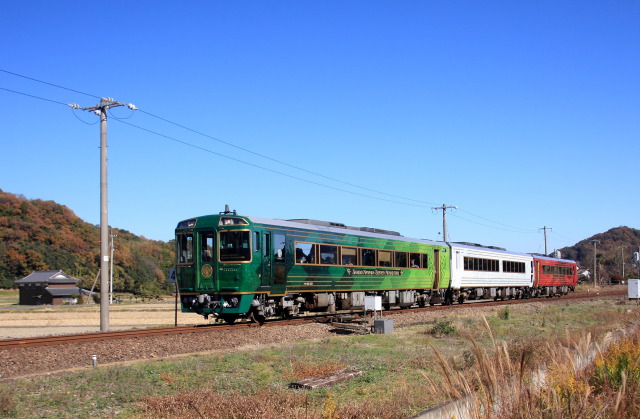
[219,230,251,262]
[177,233,194,264]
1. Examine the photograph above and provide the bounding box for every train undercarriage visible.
[184,285,574,324]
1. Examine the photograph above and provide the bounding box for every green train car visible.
[175,207,451,323]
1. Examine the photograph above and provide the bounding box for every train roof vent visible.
[287,219,348,229]
[359,227,402,236]
[453,241,484,247]
[452,242,505,250]
[487,246,507,251]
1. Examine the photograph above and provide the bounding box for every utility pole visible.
[539,226,552,255]
[590,239,600,288]
[431,204,457,242]
[69,98,137,332]
[621,245,626,278]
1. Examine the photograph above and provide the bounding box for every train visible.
[174,207,578,323]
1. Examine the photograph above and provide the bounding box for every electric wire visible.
[138,109,436,206]
[0,69,101,99]
[1,68,436,206]
[0,87,69,107]
[0,69,552,237]
[114,118,428,208]
[456,208,537,233]
[450,212,538,234]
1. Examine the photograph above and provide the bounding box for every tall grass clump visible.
[421,317,640,419]
[592,334,640,390]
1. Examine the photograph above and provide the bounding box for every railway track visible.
[0,288,626,351]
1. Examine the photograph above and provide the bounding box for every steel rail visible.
[0,289,625,350]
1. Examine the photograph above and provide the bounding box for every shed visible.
[14,270,85,305]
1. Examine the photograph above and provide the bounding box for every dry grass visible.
[421,315,640,418]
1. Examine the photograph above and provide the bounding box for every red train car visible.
[532,255,577,296]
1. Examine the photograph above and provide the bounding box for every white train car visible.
[449,242,534,302]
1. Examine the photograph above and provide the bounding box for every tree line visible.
[0,189,174,296]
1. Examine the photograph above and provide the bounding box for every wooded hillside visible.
[0,189,174,295]
[559,226,640,282]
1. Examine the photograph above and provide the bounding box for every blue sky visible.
[1,1,638,254]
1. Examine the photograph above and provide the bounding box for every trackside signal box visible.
[629,279,639,300]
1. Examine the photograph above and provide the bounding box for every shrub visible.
[430,320,456,337]
[498,306,510,320]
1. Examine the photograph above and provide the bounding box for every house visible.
[14,270,88,305]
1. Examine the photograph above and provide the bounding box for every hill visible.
[559,226,640,282]
[0,189,174,295]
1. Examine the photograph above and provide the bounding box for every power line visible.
[1,69,555,239]
[113,118,428,208]
[0,69,100,99]
[1,68,436,206]
[457,208,537,233]
[0,87,69,106]
[450,212,538,234]
[138,109,435,206]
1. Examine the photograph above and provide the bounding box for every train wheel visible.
[220,314,238,324]
[250,311,266,325]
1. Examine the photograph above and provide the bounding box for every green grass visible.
[1,296,638,418]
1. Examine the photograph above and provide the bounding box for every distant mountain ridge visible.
[0,189,174,294]
[559,226,640,281]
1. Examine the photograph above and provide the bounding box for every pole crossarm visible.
[431,204,457,242]
[69,97,137,112]
[539,226,553,255]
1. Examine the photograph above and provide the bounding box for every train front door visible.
[260,232,272,288]
[432,249,441,290]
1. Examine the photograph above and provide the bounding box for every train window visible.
[342,247,357,265]
[320,245,338,265]
[395,252,408,268]
[219,217,249,226]
[201,233,214,262]
[503,261,525,273]
[464,256,499,272]
[263,232,270,258]
[378,250,392,267]
[253,232,260,253]
[421,254,429,269]
[219,230,251,262]
[362,249,375,266]
[296,242,316,264]
[274,233,286,262]
[177,233,193,264]
[409,253,421,268]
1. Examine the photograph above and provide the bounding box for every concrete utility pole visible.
[590,239,600,288]
[539,226,552,255]
[69,98,137,332]
[431,204,457,242]
[621,245,626,278]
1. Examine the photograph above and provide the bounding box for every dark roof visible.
[15,270,80,285]
[45,287,81,297]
